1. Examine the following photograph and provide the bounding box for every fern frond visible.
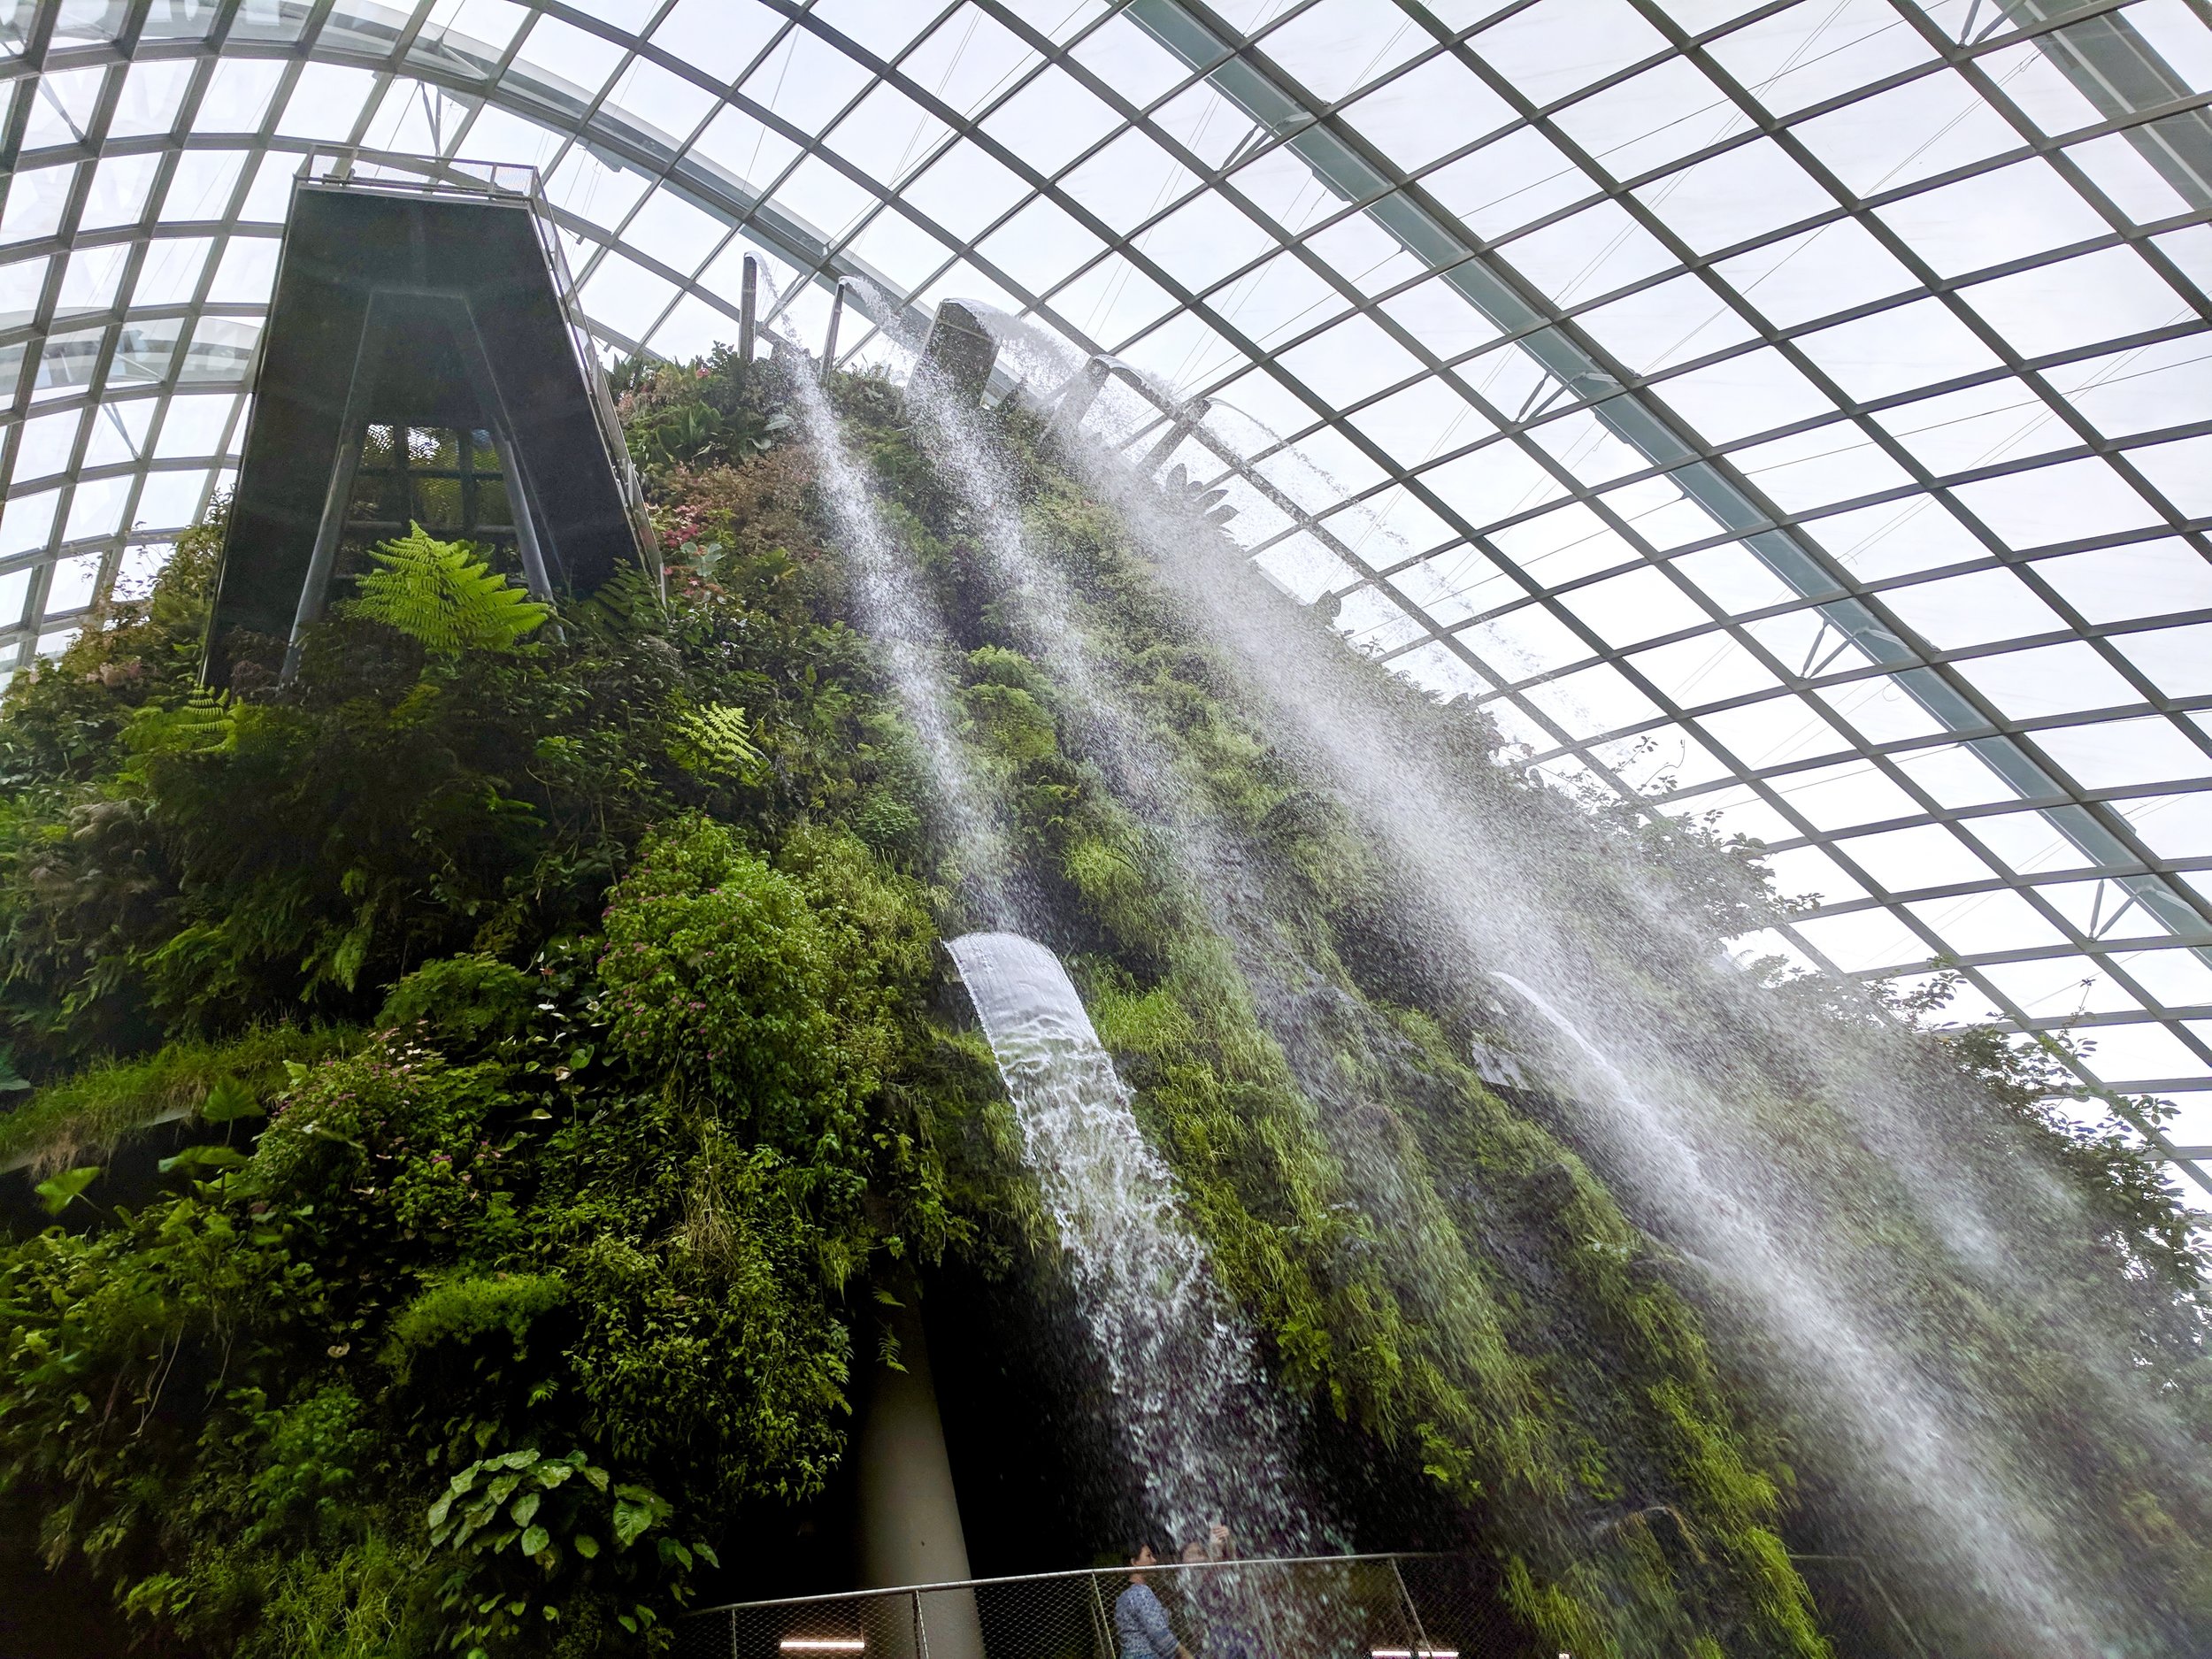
[349,524,549,656]
[124,687,237,760]
[668,702,762,781]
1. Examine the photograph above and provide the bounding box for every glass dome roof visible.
[4,0,2209,1190]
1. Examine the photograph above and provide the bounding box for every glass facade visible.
[3,0,2208,1186]
[346,424,515,554]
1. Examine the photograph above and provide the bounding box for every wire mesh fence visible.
[677,1554,1525,1659]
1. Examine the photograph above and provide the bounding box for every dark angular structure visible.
[914,300,1001,408]
[204,163,654,682]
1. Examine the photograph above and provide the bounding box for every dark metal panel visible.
[204,177,645,679]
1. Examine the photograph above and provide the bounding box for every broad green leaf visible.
[34,1166,99,1216]
[572,1533,600,1559]
[510,1491,541,1528]
[611,1500,653,1549]
[520,1525,549,1558]
[200,1076,263,1123]
[158,1144,247,1173]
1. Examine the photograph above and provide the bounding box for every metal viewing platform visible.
[204,152,655,684]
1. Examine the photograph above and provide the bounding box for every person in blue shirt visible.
[1113,1545,1193,1659]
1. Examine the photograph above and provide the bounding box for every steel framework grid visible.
[2,0,2209,1187]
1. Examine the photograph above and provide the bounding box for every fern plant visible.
[349,524,549,656]
[667,700,762,781]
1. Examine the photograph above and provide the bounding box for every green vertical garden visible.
[0,350,2201,1657]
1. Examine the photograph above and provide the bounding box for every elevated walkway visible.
[680,1549,1924,1659]
[204,153,654,683]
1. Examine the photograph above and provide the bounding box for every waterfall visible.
[781,364,1031,931]
[781,345,1315,1554]
[900,367,1559,1481]
[1490,971,2103,1649]
[988,343,2202,1655]
[947,930,1314,1554]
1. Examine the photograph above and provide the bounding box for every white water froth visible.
[781,365,1025,929]
[948,930,1313,1553]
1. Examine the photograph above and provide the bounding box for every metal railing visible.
[295,152,541,201]
[677,1554,1521,1659]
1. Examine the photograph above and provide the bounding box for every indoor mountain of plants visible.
[0,345,2205,1659]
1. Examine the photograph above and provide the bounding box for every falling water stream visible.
[774,298,2208,1646]
[784,349,1312,1550]
[900,367,1566,1481]
[939,316,2206,1655]
[1488,970,2099,1647]
[948,932,1312,1551]
[783,365,1028,929]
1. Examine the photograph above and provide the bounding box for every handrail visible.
[689,1551,1452,1618]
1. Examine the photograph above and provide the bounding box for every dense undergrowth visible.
[0,343,2202,1657]
[0,357,1005,1656]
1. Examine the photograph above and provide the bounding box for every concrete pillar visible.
[855,1291,986,1659]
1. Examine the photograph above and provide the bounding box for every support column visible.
[855,1290,985,1659]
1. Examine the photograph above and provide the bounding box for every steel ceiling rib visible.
[1998,0,2212,206]
[1125,0,2212,969]
[1062,0,2212,1179]
[1,0,2208,1187]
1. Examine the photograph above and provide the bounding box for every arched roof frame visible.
[3,0,2210,1190]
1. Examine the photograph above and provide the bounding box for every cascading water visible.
[898,362,1577,1485]
[949,312,2207,1655]
[780,361,1031,930]
[780,334,1315,1555]
[947,931,1314,1552]
[1488,971,2100,1647]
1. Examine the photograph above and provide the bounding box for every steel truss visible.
[3,0,2209,1186]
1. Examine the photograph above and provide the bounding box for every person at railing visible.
[1181,1525,1262,1659]
[1116,1546,1194,1659]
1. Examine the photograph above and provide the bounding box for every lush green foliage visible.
[0,423,979,1656]
[350,525,551,657]
[2,342,2203,1659]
